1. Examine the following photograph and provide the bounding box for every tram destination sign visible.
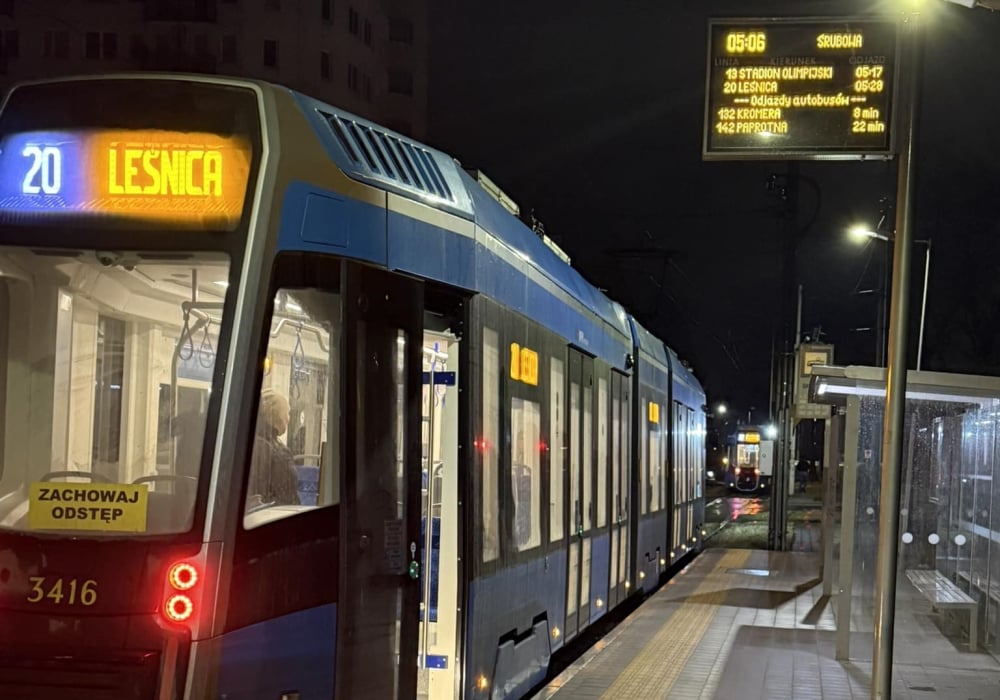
[703,18,898,160]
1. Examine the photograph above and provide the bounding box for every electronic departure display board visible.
[704,18,899,160]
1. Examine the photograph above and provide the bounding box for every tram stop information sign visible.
[703,18,899,160]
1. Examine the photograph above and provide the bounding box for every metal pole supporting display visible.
[871,11,921,700]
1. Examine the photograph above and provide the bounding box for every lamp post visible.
[849,227,932,370]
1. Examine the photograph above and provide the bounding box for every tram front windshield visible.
[0,78,259,539]
[0,246,230,536]
[737,443,759,470]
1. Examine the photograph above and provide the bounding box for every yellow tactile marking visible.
[598,550,750,699]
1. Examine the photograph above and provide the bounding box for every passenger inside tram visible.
[246,389,300,509]
[242,286,338,528]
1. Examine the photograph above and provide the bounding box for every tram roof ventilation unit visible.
[319,111,456,204]
[465,169,520,217]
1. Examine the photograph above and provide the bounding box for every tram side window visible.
[620,388,630,521]
[582,381,593,531]
[676,407,685,503]
[243,287,341,529]
[549,356,565,541]
[597,376,608,528]
[511,397,541,550]
[641,403,649,515]
[689,408,699,499]
[481,327,500,562]
[649,401,661,512]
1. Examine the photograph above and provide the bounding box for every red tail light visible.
[164,593,195,622]
[160,560,201,629]
[168,562,198,591]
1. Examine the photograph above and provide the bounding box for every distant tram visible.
[0,74,706,700]
[726,428,773,493]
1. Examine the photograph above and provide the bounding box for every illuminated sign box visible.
[703,18,899,160]
[0,129,252,229]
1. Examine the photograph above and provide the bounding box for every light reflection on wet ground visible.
[703,483,823,552]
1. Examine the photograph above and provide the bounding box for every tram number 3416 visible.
[27,576,98,606]
[21,145,63,195]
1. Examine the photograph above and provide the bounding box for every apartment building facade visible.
[0,0,428,137]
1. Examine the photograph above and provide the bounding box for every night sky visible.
[427,0,1000,420]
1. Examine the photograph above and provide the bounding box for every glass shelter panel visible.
[822,371,1000,670]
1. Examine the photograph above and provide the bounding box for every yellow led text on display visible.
[816,33,864,49]
[107,147,224,196]
[93,130,251,227]
[28,482,149,533]
[725,32,766,54]
[648,401,660,424]
[509,343,539,386]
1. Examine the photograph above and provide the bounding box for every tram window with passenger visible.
[243,285,341,528]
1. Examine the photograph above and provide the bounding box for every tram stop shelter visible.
[809,364,1000,667]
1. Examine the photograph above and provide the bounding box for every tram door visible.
[418,330,461,700]
[337,266,423,700]
[565,349,594,640]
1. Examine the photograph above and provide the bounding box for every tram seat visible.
[512,464,533,548]
[293,463,320,506]
[419,515,440,622]
[0,488,27,528]
[145,491,195,532]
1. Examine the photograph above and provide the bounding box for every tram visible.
[727,428,773,493]
[0,74,705,699]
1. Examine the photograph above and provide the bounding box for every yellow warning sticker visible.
[28,482,149,533]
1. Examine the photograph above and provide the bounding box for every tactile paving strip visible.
[597,550,750,699]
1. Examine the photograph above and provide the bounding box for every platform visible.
[531,549,1000,699]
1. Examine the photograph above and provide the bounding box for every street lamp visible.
[848,226,932,370]
[849,225,892,243]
